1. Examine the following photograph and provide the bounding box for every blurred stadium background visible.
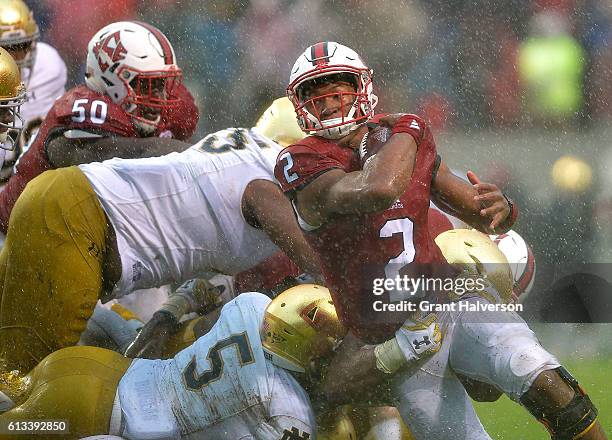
[27,0,612,437]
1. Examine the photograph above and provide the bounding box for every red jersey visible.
[0,83,199,233]
[161,82,199,141]
[274,114,449,343]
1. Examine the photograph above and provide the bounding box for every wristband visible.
[391,114,421,137]
[159,294,192,322]
[497,193,519,233]
[374,338,406,374]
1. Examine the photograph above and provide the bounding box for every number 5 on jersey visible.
[182,332,255,391]
[71,99,108,124]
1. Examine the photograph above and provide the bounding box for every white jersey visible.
[79,128,282,295]
[21,42,67,122]
[116,292,315,439]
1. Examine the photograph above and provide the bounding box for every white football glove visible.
[374,314,442,374]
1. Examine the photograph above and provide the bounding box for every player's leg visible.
[393,357,492,440]
[0,346,131,439]
[449,296,605,440]
[0,167,109,373]
[364,407,407,440]
[317,406,358,440]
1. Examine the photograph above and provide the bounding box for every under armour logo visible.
[131,261,144,282]
[413,336,431,350]
[410,120,420,130]
[281,427,310,440]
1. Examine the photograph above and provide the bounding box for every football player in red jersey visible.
[275,42,605,440]
[0,21,199,235]
[275,41,516,344]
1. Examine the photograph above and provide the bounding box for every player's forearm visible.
[88,136,190,160]
[327,133,417,215]
[431,164,493,232]
[47,135,190,167]
[321,334,387,404]
[431,187,486,231]
[245,180,324,280]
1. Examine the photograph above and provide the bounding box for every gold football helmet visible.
[0,46,25,150]
[261,284,347,373]
[254,97,305,147]
[0,0,38,80]
[435,229,514,303]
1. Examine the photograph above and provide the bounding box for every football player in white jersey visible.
[0,99,321,375]
[0,0,67,179]
[0,286,333,438]
[111,96,309,331]
[0,284,444,439]
[321,230,605,440]
[122,96,317,359]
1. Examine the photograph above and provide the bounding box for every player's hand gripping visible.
[124,309,178,359]
[467,170,511,233]
[375,314,443,374]
[124,276,235,358]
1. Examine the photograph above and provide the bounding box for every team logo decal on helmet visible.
[92,31,127,73]
[85,21,182,135]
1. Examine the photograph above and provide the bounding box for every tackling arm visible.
[323,316,443,405]
[242,179,323,280]
[46,133,190,168]
[322,333,390,404]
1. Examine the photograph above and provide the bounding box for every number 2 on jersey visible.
[279,152,298,183]
[380,218,416,302]
[182,332,255,390]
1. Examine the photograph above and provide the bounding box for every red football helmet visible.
[287,42,377,139]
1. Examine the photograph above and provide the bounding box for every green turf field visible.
[475,356,611,439]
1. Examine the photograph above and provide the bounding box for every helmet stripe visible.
[311,41,329,66]
[516,246,536,295]
[132,21,174,65]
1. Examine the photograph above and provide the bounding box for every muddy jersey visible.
[275,114,449,343]
[117,292,315,439]
[80,128,282,296]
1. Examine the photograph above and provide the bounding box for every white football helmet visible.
[491,230,536,302]
[85,21,182,135]
[287,41,377,139]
